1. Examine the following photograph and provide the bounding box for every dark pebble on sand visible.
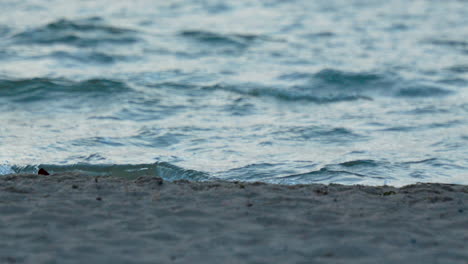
[134,176,163,185]
[38,168,49,175]
[315,189,328,195]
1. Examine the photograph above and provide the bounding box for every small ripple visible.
[130,127,187,148]
[46,51,136,64]
[115,103,185,122]
[402,106,450,115]
[402,158,438,165]
[0,78,131,103]
[446,65,468,74]
[324,159,391,179]
[278,69,454,100]
[220,163,292,181]
[437,78,468,87]
[431,140,466,152]
[272,125,366,144]
[204,83,372,103]
[312,69,385,87]
[382,120,461,132]
[270,158,454,185]
[274,168,367,184]
[66,153,107,163]
[302,31,336,39]
[170,69,453,104]
[338,159,379,167]
[68,137,125,147]
[278,69,390,98]
[400,158,465,171]
[222,98,256,116]
[177,30,265,56]
[179,30,261,47]
[381,125,419,132]
[202,2,232,13]
[13,17,139,47]
[427,39,468,54]
[429,39,468,49]
[385,23,410,31]
[396,85,453,97]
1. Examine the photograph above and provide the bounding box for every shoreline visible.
[1,173,467,263]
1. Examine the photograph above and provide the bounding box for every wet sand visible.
[0,173,467,264]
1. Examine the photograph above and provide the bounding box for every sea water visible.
[0,0,467,186]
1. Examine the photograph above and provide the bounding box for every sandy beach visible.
[0,173,467,264]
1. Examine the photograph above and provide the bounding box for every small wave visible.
[272,125,366,144]
[133,68,450,104]
[67,153,107,162]
[428,39,468,54]
[265,159,393,185]
[326,159,391,179]
[0,78,131,103]
[446,65,468,74]
[382,119,461,132]
[203,83,372,103]
[312,69,385,87]
[68,137,126,147]
[222,98,256,116]
[302,31,336,40]
[402,158,438,165]
[130,128,187,148]
[180,30,260,47]
[47,51,134,64]
[273,168,367,185]
[13,17,139,47]
[338,159,379,167]
[429,39,468,49]
[396,85,453,97]
[235,157,455,185]
[115,103,185,122]
[1,163,210,181]
[278,69,454,100]
[403,106,450,115]
[381,125,419,132]
[220,163,294,182]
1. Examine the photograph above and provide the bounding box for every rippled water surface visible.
[1,0,467,186]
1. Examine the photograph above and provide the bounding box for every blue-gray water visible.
[1,0,467,186]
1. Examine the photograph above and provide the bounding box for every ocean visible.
[0,0,467,186]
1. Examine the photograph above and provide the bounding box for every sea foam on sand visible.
[0,173,467,264]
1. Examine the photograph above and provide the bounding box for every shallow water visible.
[0,0,467,186]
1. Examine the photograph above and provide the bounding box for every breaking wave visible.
[1,162,211,181]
